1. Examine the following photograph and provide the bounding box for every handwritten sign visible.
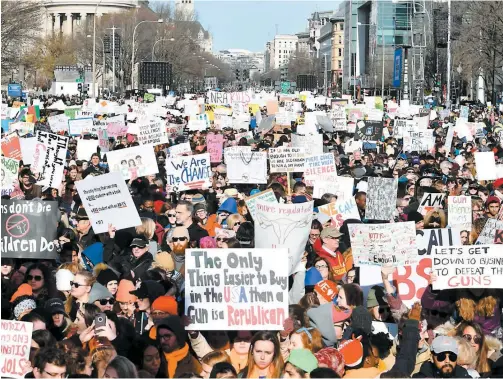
[32,132,69,188]
[1,132,22,160]
[207,133,224,163]
[318,197,360,228]
[107,145,159,180]
[166,153,211,192]
[1,200,59,259]
[68,118,93,135]
[137,120,168,146]
[254,200,313,275]
[366,177,398,220]
[184,249,288,330]
[1,157,20,196]
[225,148,267,184]
[76,172,141,234]
[448,196,471,232]
[354,120,384,141]
[245,189,277,221]
[303,153,337,187]
[291,133,323,156]
[432,245,502,290]
[0,320,33,379]
[168,142,192,157]
[349,222,417,266]
[48,114,69,132]
[313,177,354,202]
[418,193,444,215]
[268,147,305,173]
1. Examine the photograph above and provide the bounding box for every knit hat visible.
[351,306,373,336]
[366,285,388,309]
[200,236,217,248]
[193,202,207,213]
[286,349,318,373]
[191,194,206,204]
[154,252,175,272]
[96,269,119,287]
[338,336,364,368]
[13,296,37,319]
[151,296,178,316]
[493,178,503,189]
[88,283,113,304]
[315,280,339,302]
[486,195,501,206]
[10,283,33,302]
[156,315,186,347]
[116,280,137,303]
[305,267,323,286]
[55,269,74,292]
[315,347,345,377]
[81,242,104,271]
[407,210,424,224]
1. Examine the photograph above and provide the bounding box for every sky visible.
[191,1,341,52]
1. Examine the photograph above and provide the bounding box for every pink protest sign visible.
[207,133,224,163]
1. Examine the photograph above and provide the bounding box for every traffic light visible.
[78,83,82,92]
[235,69,240,80]
[84,84,90,93]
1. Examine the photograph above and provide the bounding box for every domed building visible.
[41,0,148,36]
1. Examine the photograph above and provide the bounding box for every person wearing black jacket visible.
[128,237,153,279]
[412,335,471,378]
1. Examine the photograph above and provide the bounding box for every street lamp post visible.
[88,35,105,93]
[131,19,164,90]
[152,38,175,61]
[92,0,104,97]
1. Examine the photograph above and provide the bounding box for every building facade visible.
[330,10,345,93]
[175,0,195,19]
[264,41,274,72]
[273,34,298,69]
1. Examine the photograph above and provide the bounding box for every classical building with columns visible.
[42,0,147,36]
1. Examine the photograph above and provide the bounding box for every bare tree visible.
[1,0,42,81]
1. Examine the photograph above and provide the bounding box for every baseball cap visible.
[130,237,148,248]
[332,305,352,323]
[486,195,501,206]
[320,227,343,239]
[45,298,68,317]
[286,349,318,373]
[431,335,458,355]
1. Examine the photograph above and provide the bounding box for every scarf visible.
[164,342,189,378]
[230,348,248,373]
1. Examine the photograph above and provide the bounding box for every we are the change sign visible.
[1,200,59,259]
[432,245,503,290]
[184,249,288,330]
[166,154,211,192]
[75,172,142,234]
[0,320,33,379]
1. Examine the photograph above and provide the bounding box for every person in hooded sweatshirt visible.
[307,303,352,348]
[155,315,202,378]
[205,197,238,234]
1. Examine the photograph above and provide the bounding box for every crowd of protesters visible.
[1,91,503,379]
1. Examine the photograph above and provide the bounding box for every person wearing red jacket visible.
[313,227,349,281]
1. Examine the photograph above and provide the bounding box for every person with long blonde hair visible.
[65,270,96,320]
[455,321,492,375]
[239,331,283,378]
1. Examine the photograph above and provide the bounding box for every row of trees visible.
[1,1,234,91]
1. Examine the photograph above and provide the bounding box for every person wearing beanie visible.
[156,315,202,378]
[314,280,339,304]
[315,347,346,377]
[304,267,323,290]
[55,269,74,297]
[116,279,137,322]
[284,348,318,378]
[339,332,384,378]
[407,211,424,229]
[88,283,114,311]
[151,296,178,319]
[10,283,33,302]
[96,268,119,296]
[485,195,501,218]
[345,306,373,340]
[367,285,393,323]
[191,193,206,205]
[81,242,104,271]
[11,295,37,320]
[308,303,352,347]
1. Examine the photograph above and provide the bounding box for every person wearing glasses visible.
[68,270,95,320]
[455,321,493,376]
[88,282,114,312]
[18,167,42,199]
[24,263,58,307]
[412,336,471,378]
[32,347,68,379]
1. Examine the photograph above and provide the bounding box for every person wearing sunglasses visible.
[455,321,492,376]
[24,263,58,307]
[168,227,190,272]
[128,237,153,280]
[88,282,114,312]
[69,271,95,317]
[413,336,471,378]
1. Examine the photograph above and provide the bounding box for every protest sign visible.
[48,114,69,132]
[291,133,323,156]
[188,119,207,131]
[166,153,211,192]
[432,245,502,290]
[268,147,305,173]
[245,189,277,220]
[366,177,398,220]
[98,130,109,152]
[344,139,363,154]
[107,122,129,138]
[32,132,68,188]
[76,139,99,161]
[394,228,461,307]
[137,120,168,146]
[349,222,417,266]
[225,148,267,184]
[168,142,192,157]
[303,153,337,187]
[257,115,275,133]
[448,196,471,232]
[184,249,288,330]
[460,105,469,120]
[76,110,94,119]
[347,108,364,123]
[10,122,34,136]
[1,132,22,160]
[0,320,33,379]
[75,172,142,234]
[474,151,497,180]
[1,200,60,259]
[476,218,503,244]
[107,145,159,180]
[1,157,19,196]
[444,124,454,157]
[235,131,254,144]
[313,176,354,202]
[207,133,224,163]
[254,200,313,275]
[68,118,93,135]
[318,197,360,228]
[266,100,279,115]
[417,193,444,215]
[354,120,384,141]
[403,129,434,152]
[167,123,184,139]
